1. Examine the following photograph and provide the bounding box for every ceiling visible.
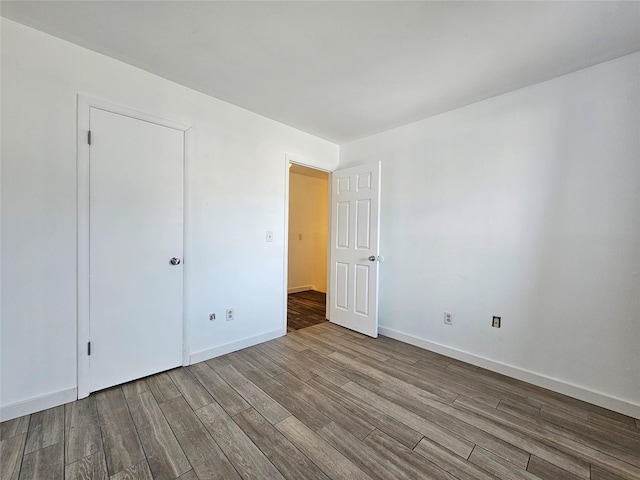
[2,1,639,144]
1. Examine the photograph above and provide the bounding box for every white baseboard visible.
[287,285,315,294]
[1,330,284,421]
[378,326,640,419]
[189,328,284,365]
[1,387,77,422]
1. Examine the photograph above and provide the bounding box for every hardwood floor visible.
[287,290,327,331]
[2,323,639,480]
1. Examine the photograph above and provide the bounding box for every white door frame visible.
[76,95,192,399]
[283,154,335,334]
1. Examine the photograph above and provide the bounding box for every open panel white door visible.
[329,162,381,337]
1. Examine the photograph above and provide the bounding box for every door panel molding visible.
[76,95,190,399]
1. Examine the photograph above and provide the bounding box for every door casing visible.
[284,155,382,337]
[283,154,336,333]
[76,95,192,399]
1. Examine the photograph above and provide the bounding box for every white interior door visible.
[88,107,184,393]
[329,162,381,337]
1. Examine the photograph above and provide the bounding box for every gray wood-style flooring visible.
[2,322,639,480]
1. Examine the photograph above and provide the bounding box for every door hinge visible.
[87,341,91,356]
[88,130,92,145]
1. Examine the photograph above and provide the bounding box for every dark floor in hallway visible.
[287,290,327,332]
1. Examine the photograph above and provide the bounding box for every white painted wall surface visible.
[288,172,329,293]
[0,19,338,417]
[340,53,640,416]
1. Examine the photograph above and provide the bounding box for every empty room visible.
[1,2,639,480]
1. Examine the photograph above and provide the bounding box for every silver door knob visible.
[170,257,181,265]
[368,256,376,262]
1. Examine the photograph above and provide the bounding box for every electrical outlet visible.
[226,309,234,321]
[266,231,273,242]
[209,313,216,321]
[444,312,453,325]
[492,316,501,328]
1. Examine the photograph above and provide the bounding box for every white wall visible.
[288,171,329,293]
[340,52,640,417]
[0,19,338,419]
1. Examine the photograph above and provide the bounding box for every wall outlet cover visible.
[492,316,501,328]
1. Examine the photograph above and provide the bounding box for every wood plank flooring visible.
[2,322,639,480]
[287,290,327,331]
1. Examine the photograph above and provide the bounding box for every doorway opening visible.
[287,163,330,331]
